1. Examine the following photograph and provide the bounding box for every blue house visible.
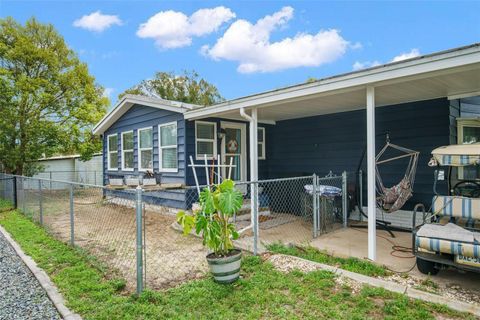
[92,43,480,238]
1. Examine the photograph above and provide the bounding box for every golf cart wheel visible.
[416,257,439,275]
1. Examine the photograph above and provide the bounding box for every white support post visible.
[366,86,376,261]
[216,154,220,184]
[228,157,233,180]
[239,107,259,253]
[189,156,201,195]
[251,108,259,255]
[203,154,210,188]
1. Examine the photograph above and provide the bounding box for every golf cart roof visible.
[431,144,480,166]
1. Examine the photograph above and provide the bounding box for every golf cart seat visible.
[413,144,480,275]
[416,223,480,259]
[438,216,480,229]
[414,195,480,271]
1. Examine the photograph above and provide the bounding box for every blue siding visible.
[266,98,451,209]
[102,98,451,211]
[102,104,186,208]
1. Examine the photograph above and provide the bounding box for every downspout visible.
[238,107,258,235]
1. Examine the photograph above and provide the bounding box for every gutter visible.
[238,108,258,238]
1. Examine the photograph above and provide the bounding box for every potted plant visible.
[177,179,243,283]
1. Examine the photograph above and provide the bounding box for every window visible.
[258,127,266,160]
[159,122,177,172]
[138,127,153,171]
[195,121,217,159]
[457,118,480,180]
[107,134,118,170]
[121,131,134,171]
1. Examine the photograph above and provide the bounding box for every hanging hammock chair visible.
[375,136,420,213]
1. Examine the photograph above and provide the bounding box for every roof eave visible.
[184,43,480,120]
[92,95,201,135]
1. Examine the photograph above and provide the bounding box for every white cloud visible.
[137,6,235,49]
[352,60,381,71]
[352,48,421,71]
[103,88,115,99]
[202,6,349,73]
[391,48,420,62]
[74,11,122,32]
[350,42,363,50]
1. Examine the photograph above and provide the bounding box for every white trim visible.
[121,130,134,171]
[258,127,266,160]
[214,115,277,125]
[366,86,376,261]
[158,121,178,173]
[185,44,480,120]
[195,121,217,160]
[93,94,200,135]
[137,127,153,172]
[220,121,247,182]
[107,134,118,171]
[457,118,480,180]
[448,91,480,100]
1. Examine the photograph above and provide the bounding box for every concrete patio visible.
[244,219,480,292]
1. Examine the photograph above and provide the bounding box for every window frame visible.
[137,127,153,172]
[107,133,118,171]
[158,121,178,173]
[195,121,217,160]
[258,127,266,160]
[457,118,480,180]
[121,130,134,172]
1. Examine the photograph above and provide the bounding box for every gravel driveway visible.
[0,232,61,320]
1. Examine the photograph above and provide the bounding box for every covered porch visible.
[186,44,480,261]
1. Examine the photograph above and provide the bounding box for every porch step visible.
[235,199,271,219]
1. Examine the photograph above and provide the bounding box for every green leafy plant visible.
[177,179,243,257]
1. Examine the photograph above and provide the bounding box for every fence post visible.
[49,172,52,190]
[13,176,17,209]
[342,171,348,228]
[359,170,363,222]
[69,184,74,246]
[135,186,144,295]
[253,182,258,256]
[312,174,318,238]
[2,175,5,200]
[94,171,97,186]
[38,180,43,226]
[22,178,26,214]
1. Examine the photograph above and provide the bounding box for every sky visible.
[1,0,479,105]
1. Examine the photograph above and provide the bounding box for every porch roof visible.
[185,43,480,123]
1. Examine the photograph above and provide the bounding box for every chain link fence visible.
[184,172,350,253]
[34,170,103,186]
[0,175,15,206]
[0,171,352,293]
[0,173,142,292]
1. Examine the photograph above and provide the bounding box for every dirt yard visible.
[38,188,207,291]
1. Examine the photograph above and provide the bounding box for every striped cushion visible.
[416,236,480,258]
[432,195,480,220]
[438,216,480,229]
[435,154,480,166]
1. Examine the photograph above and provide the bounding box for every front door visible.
[221,122,247,183]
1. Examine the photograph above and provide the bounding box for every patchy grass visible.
[0,198,13,211]
[267,242,390,277]
[415,276,440,294]
[0,210,474,320]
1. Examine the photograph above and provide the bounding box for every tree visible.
[119,70,224,106]
[0,17,108,175]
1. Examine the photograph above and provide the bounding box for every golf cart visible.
[413,144,480,275]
